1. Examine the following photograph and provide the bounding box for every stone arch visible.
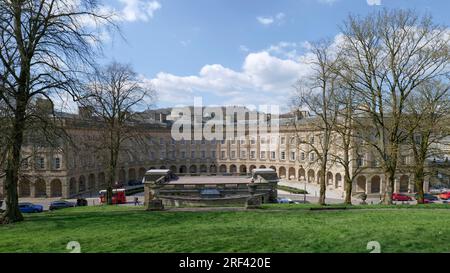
[98,172,106,188]
[200,164,207,173]
[179,165,187,174]
[259,165,266,169]
[189,165,197,174]
[239,165,247,174]
[400,175,409,193]
[356,176,367,193]
[19,179,31,197]
[288,167,296,180]
[79,175,86,193]
[327,172,333,186]
[335,173,342,188]
[317,170,323,185]
[298,168,306,181]
[230,165,237,174]
[128,168,136,181]
[118,169,126,184]
[50,179,62,197]
[307,169,315,183]
[138,168,146,181]
[269,166,276,171]
[279,167,286,179]
[69,177,77,196]
[210,165,217,174]
[169,165,177,173]
[219,164,227,173]
[88,173,96,191]
[371,175,381,194]
[35,179,47,197]
[249,165,257,173]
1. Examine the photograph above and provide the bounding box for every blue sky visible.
[96,0,450,109]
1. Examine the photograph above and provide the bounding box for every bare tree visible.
[0,0,115,224]
[329,84,366,205]
[337,9,449,204]
[80,62,156,205]
[292,41,339,205]
[404,80,450,203]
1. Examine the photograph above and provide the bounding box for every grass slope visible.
[1,205,449,253]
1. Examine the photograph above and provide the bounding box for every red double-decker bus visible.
[99,189,127,204]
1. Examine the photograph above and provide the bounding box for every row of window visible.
[153,136,316,146]
[220,151,316,162]
[23,157,61,170]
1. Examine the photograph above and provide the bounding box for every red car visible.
[439,192,450,200]
[392,193,413,202]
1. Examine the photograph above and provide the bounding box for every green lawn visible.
[1,205,450,253]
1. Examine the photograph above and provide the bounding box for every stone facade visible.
[1,107,447,200]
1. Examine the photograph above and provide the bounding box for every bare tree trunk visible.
[344,171,352,205]
[383,171,394,205]
[1,95,26,224]
[319,161,327,205]
[415,168,425,204]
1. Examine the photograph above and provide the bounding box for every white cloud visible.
[318,0,339,5]
[239,45,250,52]
[119,0,161,22]
[257,16,274,25]
[367,0,381,5]
[256,12,285,26]
[147,47,317,107]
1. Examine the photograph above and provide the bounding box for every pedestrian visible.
[134,197,139,206]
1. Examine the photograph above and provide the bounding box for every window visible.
[241,151,246,159]
[309,152,315,162]
[37,157,45,169]
[201,139,206,145]
[250,150,256,159]
[191,151,196,159]
[180,139,185,145]
[310,136,315,144]
[290,152,296,161]
[301,152,305,161]
[280,151,286,160]
[181,151,186,159]
[357,156,364,167]
[191,140,196,145]
[281,137,286,145]
[240,139,246,145]
[251,138,256,145]
[53,157,61,169]
[160,138,164,145]
[150,152,155,160]
[271,151,276,160]
[261,137,266,144]
[201,151,206,159]
[170,151,175,159]
[211,139,216,145]
[221,151,226,159]
[260,151,266,159]
[211,151,216,158]
[231,139,236,145]
[160,151,166,159]
[231,151,236,159]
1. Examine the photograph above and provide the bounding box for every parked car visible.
[416,193,439,203]
[49,200,76,211]
[127,179,141,186]
[439,192,450,200]
[76,198,88,207]
[19,203,43,213]
[277,198,295,204]
[392,193,412,202]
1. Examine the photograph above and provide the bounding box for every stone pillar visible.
[30,182,36,198]
[366,181,371,194]
[62,178,70,199]
[394,177,400,193]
